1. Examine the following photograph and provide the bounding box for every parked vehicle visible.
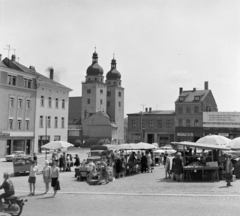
[153,146,176,156]
[6,151,31,162]
[0,195,27,216]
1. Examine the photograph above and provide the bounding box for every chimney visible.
[179,87,183,95]
[149,107,152,113]
[145,108,148,112]
[0,54,2,61]
[204,81,208,90]
[29,66,36,71]
[11,55,16,61]
[193,88,196,91]
[49,68,54,80]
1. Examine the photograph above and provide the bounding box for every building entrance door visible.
[26,140,31,154]
[7,140,11,155]
[147,134,154,144]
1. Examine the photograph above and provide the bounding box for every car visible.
[153,146,176,156]
[5,151,27,162]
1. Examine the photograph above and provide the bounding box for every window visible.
[194,96,200,101]
[100,89,103,94]
[48,97,52,108]
[24,79,27,87]
[132,120,136,128]
[26,120,30,130]
[87,99,90,104]
[157,120,162,128]
[118,92,121,97]
[18,98,23,108]
[206,106,211,112]
[100,99,102,104]
[41,96,44,107]
[62,99,65,109]
[179,119,183,127]
[26,100,30,109]
[186,119,191,127]
[10,98,14,107]
[61,117,65,128]
[194,106,199,113]
[178,106,183,114]
[186,106,191,113]
[87,89,91,93]
[107,101,110,107]
[7,75,17,86]
[142,120,145,128]
[9,119,13,129]
[166,120,172,128]
[47,116,51,128]
[55,98,58,108]
[119,101,121,107]
[194,119,199,127]
[17,120,21,130]
[40,116,43,128]
[107,91,111,97]
[27,80,32,88]
[55,117,58,128]
[149,120,153,128]
[179,96,184,101]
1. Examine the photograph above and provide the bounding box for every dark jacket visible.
[141,155,147,165]
[0,179,15,195]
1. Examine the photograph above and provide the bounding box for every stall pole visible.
[211,150,213,162]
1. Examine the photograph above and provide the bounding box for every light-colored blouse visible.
[51,166,59,178]
[43,166,51,178]
[29,165,38,177]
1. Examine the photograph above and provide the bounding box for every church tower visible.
[106,56,124,144]
[81,50,107,120]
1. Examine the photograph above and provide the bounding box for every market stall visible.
[13,157,35,176]
[171,141,229,182]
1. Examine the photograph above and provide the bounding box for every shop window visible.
[55,117,58,128]
[26,120,30,130]
[61,117,65,128]
[9,119,13,130]
[186,119,191,127]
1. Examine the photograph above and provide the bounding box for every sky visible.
[1,0,240,116]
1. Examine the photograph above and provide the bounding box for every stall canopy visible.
[226,137,240,150]
[41,141,74,150]
[171,141,229,150]
[102,143,157,151]
[196,135,231,146]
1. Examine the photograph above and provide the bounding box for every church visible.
[68,50,124,146]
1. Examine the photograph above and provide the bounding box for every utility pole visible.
[140,104,146,112]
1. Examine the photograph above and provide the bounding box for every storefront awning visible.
[171,141,230,150]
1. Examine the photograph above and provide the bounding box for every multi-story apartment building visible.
[0,55,36,157]
[0,54,71,155]
[127,108,175,146]
[175,81,218,142]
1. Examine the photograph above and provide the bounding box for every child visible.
[28,161,38,196]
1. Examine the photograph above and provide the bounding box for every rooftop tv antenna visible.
[140,104,146,112]
[4,45,15,58]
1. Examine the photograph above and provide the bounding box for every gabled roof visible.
[175,90,210,103]
[0,61,8,68]
[127,110,175,116]
[2,57,72,91]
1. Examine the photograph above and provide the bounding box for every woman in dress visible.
[42,160,51,194]
[146,151,152,173]
[164,153,171,179]
[51,160,60,197]
[225,155,233,187]
[173,153,183,182]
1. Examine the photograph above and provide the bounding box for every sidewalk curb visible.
[15,190,240,197]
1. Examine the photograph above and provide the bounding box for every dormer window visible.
[194,96,200,101]
[179,96,184,102]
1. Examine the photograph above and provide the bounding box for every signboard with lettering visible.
[0,132,10,137]
[177,133,193,137]
[203,112,240,128]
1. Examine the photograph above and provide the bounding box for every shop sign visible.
[0,132,10,137]
[177,133,193,137]
[203,112,240,128]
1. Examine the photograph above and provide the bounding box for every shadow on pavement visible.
[36,196,54,199]
[218,186,230,188]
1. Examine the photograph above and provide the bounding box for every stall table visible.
[183,166,219,182]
